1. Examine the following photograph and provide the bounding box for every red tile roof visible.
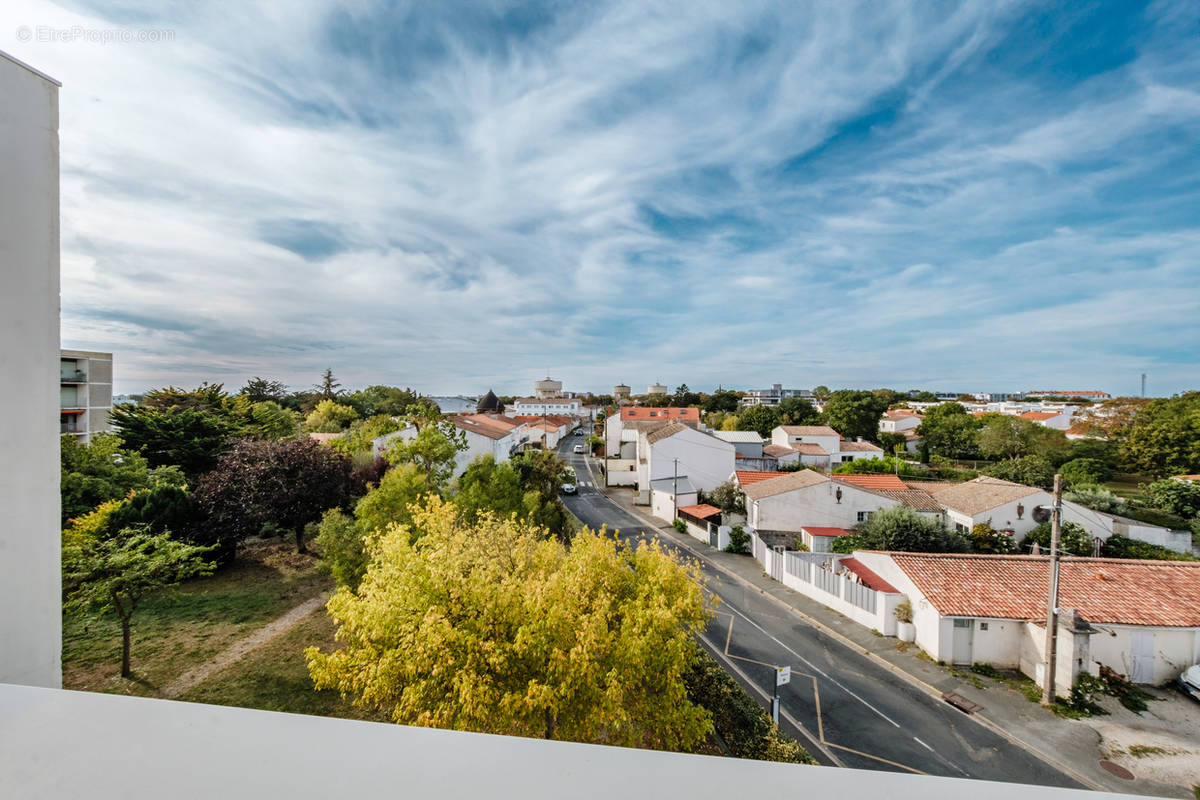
[802,526,853,538]
[840,557,899,593]
[886,553,1200,626]
[779,425,840,437]
[839,440,884,452]
[1019,411,1059,421]
[621,407,701,422]
[735,470,790,485]
[677,504,721,519]
[763,444,796,458]
[833,474,909,491]
[885,409,924,418]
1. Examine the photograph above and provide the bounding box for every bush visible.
[673,518,687,534]
[1059,458,1113,488]
[312,508,368,590]
[1100,533,1197,562]
[983,455,1054,489]
[834,506,969,554]
[1022,521,1093,556]
[725,525,749,555]
[969,522,1018,554]
[684,648,815,763]
[833,457,916,476]
[894,601,912,623]
[1140,479,1200,520]
[1064,485,1128,514]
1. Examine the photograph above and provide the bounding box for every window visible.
[843,456,854,463]
[856,511,873,522]
[955,522,968,534]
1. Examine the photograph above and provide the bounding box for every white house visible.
[740,383,812,407]
[712,430,764,457]
[1060,502,1193,554]
[853,552,1200,685]
[635,422,736,504]
[769,425,884,467]
[371,424,418,459]
[1018,410,1074,430]
[879,410,923,434]
[799,526,854,553]
[447,415,524,476]
[922,477,1050,539]
[743,471,942,536]
[510,396,584,417]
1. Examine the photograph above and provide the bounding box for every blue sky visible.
[5,1,1198,397]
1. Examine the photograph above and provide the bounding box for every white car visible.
[561,483,577,495]
[1180,665,1200,703]
[573,444,584,454]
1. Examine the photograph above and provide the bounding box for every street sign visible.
[776,666,791,687]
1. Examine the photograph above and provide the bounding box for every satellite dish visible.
[1032,505,1052,524]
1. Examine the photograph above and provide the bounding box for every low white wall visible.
[605,459,637,486]
[1089,625,1200,685]
[1020,621,1084,690]
[751,536,898,635]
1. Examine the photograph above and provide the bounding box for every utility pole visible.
[672,458,679,517]
[1141,373,1146,398]
[1041,473,1063,706]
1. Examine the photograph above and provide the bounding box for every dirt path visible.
[162,592,330,699]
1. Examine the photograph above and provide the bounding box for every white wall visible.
[750,481,901,533]
[645,428,735,493]
[651,489,697,523]
[0,52,61,688]
[1089,625,1200,685]
[951,492,1050,540]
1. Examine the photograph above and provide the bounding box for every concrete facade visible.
[0,50,61,688]
[60,349,113,442]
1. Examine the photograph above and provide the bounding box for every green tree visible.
[702,390,741,414]
[312,509,369,590]
[315,368,342,401]
[345,385,425,418]
[982,456,1055,489]
[240,377,288,404]
[303,399,359,433]
[333,414,404,456]
[977,415,1070,463]
[247,400,299,440]
[1100,534,1197,562]
[451,455,525,524]
[702,481,746,515]
[916,403,982,459]
[737,405,780,438]
[833,457,916,475]
[1117,392,1200,476]
[820,390,889,442]
[386,420,467,491]
[105,484,195,541]
[108,403,237,477]
[877,432,908,456]
[1140,479,1200,519]
[777,396,819,426]
[1022,521,1093,556]
[60,433,152,526]
[832,506,968,554]
[811,385,831,403]
[1058,458,1113,488]
[63,526,214,677]
[672,384,701,407]
[354,462,435,540]
[307,498,712,748]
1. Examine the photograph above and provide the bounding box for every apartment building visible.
[60,349,114,442]
[740,382,811,407]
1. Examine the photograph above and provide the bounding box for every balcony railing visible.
[60,423,84,434]
[60,369,87,383]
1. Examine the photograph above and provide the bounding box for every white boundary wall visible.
[0,51,61,687]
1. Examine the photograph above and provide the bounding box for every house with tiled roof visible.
[634,423,735,520]
[743,470,943,540]
[768,425,884,468]
[879,409,923,433]
[1018,409,1074,430]
[852,552,1200,685]
[448,414,526,476]
[917,476,1050,539]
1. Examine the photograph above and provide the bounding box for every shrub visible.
[835,505,969,554]
[894,601,912,623]
[969,522,1018,554]
[684,649,815,763]
[725,525,750,555]
[673,518,687,533]
[1022,521,1094,556]
[1064,485,1128,514]
[1059,458,1113,488]
[834,457,916,476]
[983,455,1054,489]
[1100,534,1196,562]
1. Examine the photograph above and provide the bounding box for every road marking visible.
[826,743,929,775]
[914,737,935,752]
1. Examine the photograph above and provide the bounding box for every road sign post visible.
[772,666,790,725]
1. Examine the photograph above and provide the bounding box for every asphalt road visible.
[556,436,1082,787]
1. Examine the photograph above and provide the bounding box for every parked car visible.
[573,444,584,454]
[1179,665,1200,703]
[574,429,585,436]
[561,483,577,495]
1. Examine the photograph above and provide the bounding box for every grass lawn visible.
[179,607,388,722]
[63,538,333,697]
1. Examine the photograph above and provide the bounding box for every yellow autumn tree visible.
[306,496,713,750]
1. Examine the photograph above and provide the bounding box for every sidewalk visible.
[592,471,1186,799]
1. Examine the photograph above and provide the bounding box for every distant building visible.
[533,377,563,399]
[1026,390,1111,400]
[60,349,113,443]
[509,396,584,417]
[740,383,812,407]
[613,384,631,401]
[647,383,668,395]
[475,390,505,414]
